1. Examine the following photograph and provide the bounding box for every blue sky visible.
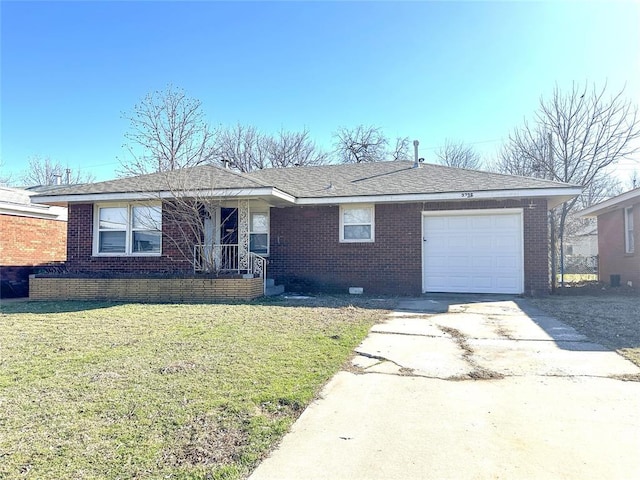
[2,1,639,183]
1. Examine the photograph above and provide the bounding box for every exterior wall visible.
[30,276,264,302]
[597,206,640,288]
[66,203,193,274]
[269,199,549,296]
[0,214,67,297]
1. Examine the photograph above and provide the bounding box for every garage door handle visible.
[423,237,427,242]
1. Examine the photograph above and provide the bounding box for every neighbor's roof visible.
[578,187,640,217]
[0,186,68,220]
[31,161,581,208]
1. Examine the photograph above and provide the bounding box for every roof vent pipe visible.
[413,140,419,168]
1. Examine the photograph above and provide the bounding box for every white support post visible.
[238,199,250,272]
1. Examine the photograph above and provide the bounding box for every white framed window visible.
[625,206,634,254]
[250,211,269,255]
[94,203,162,256]
[340,204,374,242]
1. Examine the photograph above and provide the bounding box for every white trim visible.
[249,208,270,256]
[421,208,524,294]
[625,206,634,254]
[578,188,640,217]
[340,204,375,243]
[31,187,296,206]
[0,205,67,221]
[93,202,162,257]
[295,187,582,207]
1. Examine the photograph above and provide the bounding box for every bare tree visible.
[21,155,95,186]
[215,124,329,172]
[390,137,411,161]
[263,128,330,168]
[435,139,482,169]
[333,125,389,163]
[214,124,266,172]
[496,82,640,288]
[119,85,216,176]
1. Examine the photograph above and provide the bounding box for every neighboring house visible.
[564,223,598,258]
[0,186,67,297]
[579,188,640,288]
[31,161,581,296]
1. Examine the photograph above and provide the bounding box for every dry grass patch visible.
[528,295,640,367]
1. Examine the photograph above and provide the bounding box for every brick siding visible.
[269,199,549,296]
[0,214,66,297]
[597,205,640,288]
[63,199,550,297]
[66,203,193,274]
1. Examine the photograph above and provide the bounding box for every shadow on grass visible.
[0,295,400,315]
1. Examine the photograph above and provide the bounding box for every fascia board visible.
[31,187,296,205]
[578,189,640,217]
[294,187,583,206]
[0,205,67,220]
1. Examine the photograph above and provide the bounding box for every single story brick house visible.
[31,161,580,298]
[0,186,67,297]
[579,187,640,289]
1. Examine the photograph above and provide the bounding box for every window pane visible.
[99,207,127,230]
[250,233,268,254]
[133,206,161,230]
[344,225,371,240]
[133,231,161,253]
[99,231,126,253]
[251,213,268,233]
[343,207,371,224]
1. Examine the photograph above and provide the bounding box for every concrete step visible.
[265,284,285,296]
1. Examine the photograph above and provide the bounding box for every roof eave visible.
[31,187,296,206]
[578,189,640,218]
[294,187,582,208]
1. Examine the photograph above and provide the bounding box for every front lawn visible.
[0,297,392,479]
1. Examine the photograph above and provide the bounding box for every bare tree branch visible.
[119,85,216,176]
[20,155,96,186]
[434,139,482,169]
[333,125,389,163]
[390,137,411,162]
[215,124,329,172]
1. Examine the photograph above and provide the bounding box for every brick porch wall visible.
[29,276,264,302]
[269,199,549,296]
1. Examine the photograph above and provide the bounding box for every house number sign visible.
[461,192,474,198]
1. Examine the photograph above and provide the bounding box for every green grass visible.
[555,273,598,283]
[0,297,391,479]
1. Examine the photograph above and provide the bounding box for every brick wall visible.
[269,199,549,296]
[0,214,67,297]
[597,206,640,288]
[29,276,264,302]
[66,203,193,274]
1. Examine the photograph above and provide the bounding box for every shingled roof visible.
[31,161,581,207]
[248,161,575,198]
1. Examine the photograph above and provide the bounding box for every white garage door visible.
[422,210,524,294]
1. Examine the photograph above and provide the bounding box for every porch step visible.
[265,284,285,296]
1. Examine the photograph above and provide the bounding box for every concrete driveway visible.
[249,296,640,480]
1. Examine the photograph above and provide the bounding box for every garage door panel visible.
[423,211,523,294]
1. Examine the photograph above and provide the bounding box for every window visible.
[95,204,161,255]
[625,206,634,254]
[340,205,374,242]
[250,211,269,255]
